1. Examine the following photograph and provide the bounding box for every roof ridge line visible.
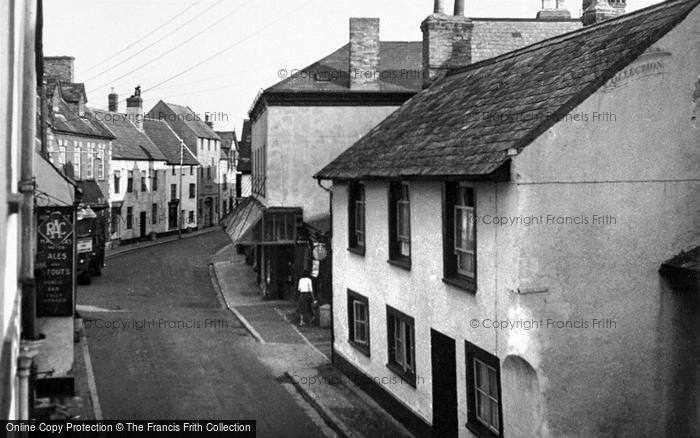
[446,0,699,78]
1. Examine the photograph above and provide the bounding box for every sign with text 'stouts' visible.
[37,207,75,317]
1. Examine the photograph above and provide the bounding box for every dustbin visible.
[319,304,331,329]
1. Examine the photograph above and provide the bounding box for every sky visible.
[44,0,663,135]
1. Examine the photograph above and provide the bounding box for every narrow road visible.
[79,231,327,437]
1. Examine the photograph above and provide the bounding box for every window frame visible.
[151,204,158,225]
[141,171,147,192]
[126,207,133,230]
[347,182,366,255]
[189,183,196,199]
[347,290,370,356]
[126,170,133,193]
[386,306,416,386]
[97,145,105,180]
[443,182,477,292]
[465,341,503,438]
[170,184,177,201]
[387,182,411,269]
[114,171,121,194]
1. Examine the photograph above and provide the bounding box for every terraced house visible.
[315,1,700,437]
[94,87,169,245]
[147,101,222,228]
[232,0,583,301]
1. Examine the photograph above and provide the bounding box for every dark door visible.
[168,203,178,230]
[431,329,458,438]
[139,212,147,239]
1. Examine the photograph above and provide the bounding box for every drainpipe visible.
[316,178,334,364]
[18,0,39,421]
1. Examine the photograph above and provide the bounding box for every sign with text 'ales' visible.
[37,207,75,317]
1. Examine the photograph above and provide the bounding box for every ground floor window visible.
[347,290,370,356]
[188,211,194,224]
[465,341,502,437]
[386,306,415,386]
[110,207,121,234]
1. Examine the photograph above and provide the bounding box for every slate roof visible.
[50,101,114,139]
[470,18,581,63]
[216,131,237,160]
[267,42,423,93]
[149,101,221,140]
[237,120,252,173]
[316,0,700,180]
[90,108,168,161]
[143,118,199,166]
[46,78,86,104]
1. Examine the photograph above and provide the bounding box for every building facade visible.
[93,88,169,245]
[236,120,252,200]
[316,1,700,437]
[146,101,222,228]
[235,0,582,302]
[215,130,238,217]
[144,118,200,232]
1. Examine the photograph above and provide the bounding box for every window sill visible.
[348,340,370,357]
[442,276,476,293]
[465,421,501,438]
[385,363,416,388]
[387,258,411,271]
[347,246,365,257]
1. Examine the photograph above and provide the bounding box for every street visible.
[78,231,329,437]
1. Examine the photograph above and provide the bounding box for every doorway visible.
[431,329,458,438]
[139,211,147,239]
[168,202,178,230]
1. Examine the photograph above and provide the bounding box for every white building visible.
[316,1,700,437]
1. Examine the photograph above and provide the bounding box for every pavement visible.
[212,243,414,438]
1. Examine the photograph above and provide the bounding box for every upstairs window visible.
[114,171,121,194]
[171,184,177,201]
[86,144,94,179]
[348,182,366,253]
[127,170,133,193]
[152,170,158,191]
[189,183,195,199]
[97,145,105,180]
[141,172,147,192]
[388,182,411,268]
[443,183,476,291]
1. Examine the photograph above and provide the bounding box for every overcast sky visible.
[44,0,663,135]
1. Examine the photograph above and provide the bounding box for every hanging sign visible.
[312,243,328,261]
[36,206,75,317]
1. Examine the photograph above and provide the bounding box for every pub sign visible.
[36,206,75,317]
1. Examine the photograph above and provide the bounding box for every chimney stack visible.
[108,88,118,112]
[349,18,381,90]
[126,86,143,131]
[43,56,75,83]
[421,1,473,87]
[582,0,619,25]
[454,0,465,16]
[537,0,572,19]
[205,114,214,129]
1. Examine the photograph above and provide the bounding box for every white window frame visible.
[352,300,368,345]
[97,145,105,180]
[391,315,414,373]
[396,183,410,257]
[73,150,81,178]
[354,184,365,247]
[473,358,500,434]
[86,143,94,179]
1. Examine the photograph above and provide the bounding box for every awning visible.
[76,180,108,209]
[660,246,700,292]
[225,197,265,245]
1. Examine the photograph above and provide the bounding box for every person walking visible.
[297,271,315,326]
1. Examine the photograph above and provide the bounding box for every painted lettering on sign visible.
[603,47,671,92]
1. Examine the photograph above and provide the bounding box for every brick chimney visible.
[108,88,118,112]
[537,0,572,19]
[582,0,619,25]
[126,86,143,131]
[44,56,75,83]
[349,18,381,90]
[421,0,474,87]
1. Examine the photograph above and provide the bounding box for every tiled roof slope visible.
[151,102,221,140]
[90,108,167,161]
[316,0,699,180]
[50,101,114,139]
[216,131,236,159]
[237,120,252,173]
[471,18,582,62]
[267,42,424,93]
[143,119,199,166]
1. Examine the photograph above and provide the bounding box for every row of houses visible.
[42,59,250,248]
[228,0,699,436]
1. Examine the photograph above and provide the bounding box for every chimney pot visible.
[433,0,445,13]
[454,0,465,16]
